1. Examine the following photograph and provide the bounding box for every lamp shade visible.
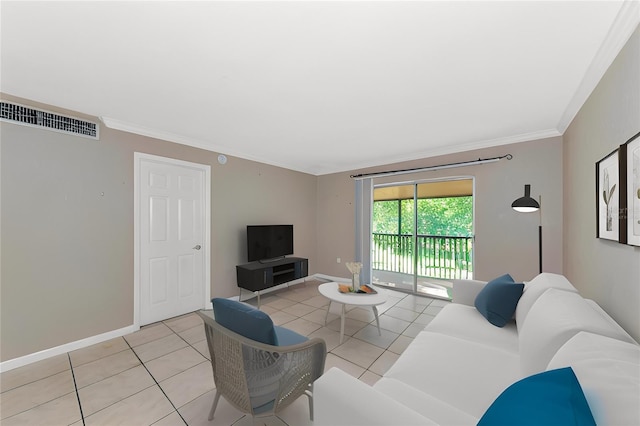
[512,184,540,213]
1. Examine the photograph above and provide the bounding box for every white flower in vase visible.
[345,262,362,291]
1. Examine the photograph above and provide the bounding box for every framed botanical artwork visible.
[624,131,640,246]
[596,148,620,241]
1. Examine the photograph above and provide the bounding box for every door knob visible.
[193,245,201,250]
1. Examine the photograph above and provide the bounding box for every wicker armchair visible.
[197,310,327,421]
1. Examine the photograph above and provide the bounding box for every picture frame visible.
[624,131,640,246]
[596,148,621,241]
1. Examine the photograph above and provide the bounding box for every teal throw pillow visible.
[474,273,524,327]
[478,367,596,426]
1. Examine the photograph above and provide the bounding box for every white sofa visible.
[314,273,640,425]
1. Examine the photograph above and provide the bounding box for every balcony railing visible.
[372,233,473,280]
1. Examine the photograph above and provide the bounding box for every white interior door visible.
[135,153,210,326]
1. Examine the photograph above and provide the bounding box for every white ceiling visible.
[1,1,638,175]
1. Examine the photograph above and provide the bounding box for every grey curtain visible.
[354,178,373,285]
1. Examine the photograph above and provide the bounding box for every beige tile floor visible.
[0,279,449,426]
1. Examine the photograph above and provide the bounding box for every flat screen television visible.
[247,225,294,262]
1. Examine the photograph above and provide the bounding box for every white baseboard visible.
[0,324,139,373]
[235,273,346,302]
[0,273,349,372]
[235,280,300,302]
[314,273,350,283]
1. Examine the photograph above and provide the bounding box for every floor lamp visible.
[512,184,542,273]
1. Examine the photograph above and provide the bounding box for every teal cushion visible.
[474,273,524,327]
[478,367,596,426]
[212,298,308,346]
[274,325,308,346]
[212,298,277,345]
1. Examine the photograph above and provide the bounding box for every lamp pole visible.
[538,195,542,274]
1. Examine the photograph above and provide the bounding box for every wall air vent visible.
[0,101,99,139]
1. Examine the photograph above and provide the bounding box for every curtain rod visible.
[350,154,513,180]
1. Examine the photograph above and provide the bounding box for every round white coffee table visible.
[318,282,388,343]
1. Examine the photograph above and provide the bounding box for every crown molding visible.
[557,0,640,133]
[100,116,213,151]
[321,128,562,176]
[100,116,313,174]
[102,115,562,176]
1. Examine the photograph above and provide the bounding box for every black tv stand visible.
[258,256,287,264]
[236,257,308,306]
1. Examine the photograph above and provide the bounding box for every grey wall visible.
[316,137,564,284]
[0,95,317,361]
[563,26,640,341]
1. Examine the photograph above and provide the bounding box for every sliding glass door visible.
[371,178,474,299]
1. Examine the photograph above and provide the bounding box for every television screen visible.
[247,225,294,262]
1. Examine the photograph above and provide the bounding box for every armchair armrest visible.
[314,368,436,425]
[451,279,487,306]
